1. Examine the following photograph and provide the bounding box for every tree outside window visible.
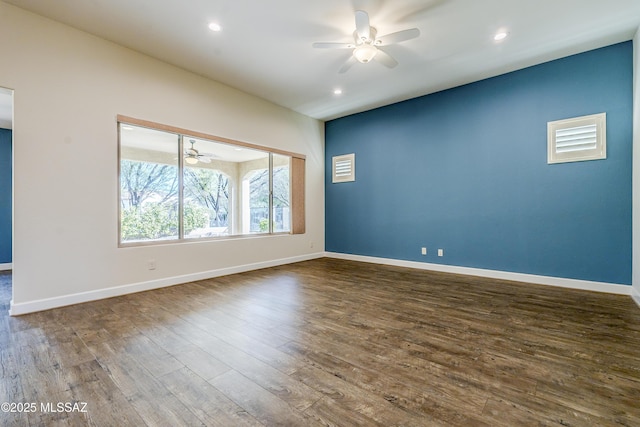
[119,122,293,245]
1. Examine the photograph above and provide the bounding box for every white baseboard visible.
[632,287,640,308]
[9,252,324,316]
[0,263,12,271]
[325,252,632,295]
[10,252,633,316]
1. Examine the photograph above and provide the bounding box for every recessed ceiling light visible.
[333,89,343,95]
[208,22,222,32]
[494,31,508,41]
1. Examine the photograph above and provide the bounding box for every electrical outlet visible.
[147,259,157,270]
[421,247,427,255]
[438,249,443,257]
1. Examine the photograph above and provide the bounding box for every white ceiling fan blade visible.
[375,48,398,68]
[198,157,212,164]
[355,10,371,41]
[312,42,353,49]
[338,56,358,74]
[376,28,420,45]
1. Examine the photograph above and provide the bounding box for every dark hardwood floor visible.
[1,258,639,426]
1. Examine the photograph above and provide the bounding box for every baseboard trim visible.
[632,287,640,308]
[9,252,324,316]
[0,263,12,271]
[10,252,632,316]
[325,252,632,295]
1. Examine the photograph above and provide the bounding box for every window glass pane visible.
[181,136,269,237]
[272,154,291,232]
[183,137,231,238]
[120,124,179,243]
[244,157,270,234]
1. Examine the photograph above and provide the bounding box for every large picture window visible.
[118,116,304,246]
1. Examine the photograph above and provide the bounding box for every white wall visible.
[633,28,640,308]
[0,3,325,314]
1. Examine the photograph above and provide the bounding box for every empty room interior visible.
[1,0,640,425]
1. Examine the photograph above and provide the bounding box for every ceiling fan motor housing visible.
[312,10,419,72]
[352,27,378,63]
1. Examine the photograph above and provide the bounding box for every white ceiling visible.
[2,0,640,122]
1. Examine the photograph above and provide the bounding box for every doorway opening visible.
[0,86,13,312]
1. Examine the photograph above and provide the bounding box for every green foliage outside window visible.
[121,203,209,241]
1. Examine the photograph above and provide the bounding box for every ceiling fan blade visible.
[376,28,420,45]
[198,157,211,164]
[354,10,371,41]
[338,56,358,74]
[312,42,353,49]
[375,48,398,68]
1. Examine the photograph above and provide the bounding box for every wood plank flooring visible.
[1,258,639,426]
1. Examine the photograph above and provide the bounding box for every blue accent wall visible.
[0,128,11,264]
[325,42,632,285]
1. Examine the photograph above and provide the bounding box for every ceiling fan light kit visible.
[313,10,420,72]
[353,43,377,63]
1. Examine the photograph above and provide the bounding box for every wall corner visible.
[633,28,640,299]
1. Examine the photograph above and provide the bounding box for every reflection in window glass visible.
[119,125,179,243]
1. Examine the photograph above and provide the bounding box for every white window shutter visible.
[332,153,355,183]
[548,113,606,164]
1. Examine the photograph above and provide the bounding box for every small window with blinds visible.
[547,113,606,164]
[332,153,355,183]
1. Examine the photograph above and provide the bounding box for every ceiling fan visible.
[312,10,420,73]
[184,139,214,165]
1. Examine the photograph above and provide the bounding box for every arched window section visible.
[241,155,290,235]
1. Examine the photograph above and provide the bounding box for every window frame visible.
[332,153,355,183]
[117,115,305,247]
[547,113,606,164]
